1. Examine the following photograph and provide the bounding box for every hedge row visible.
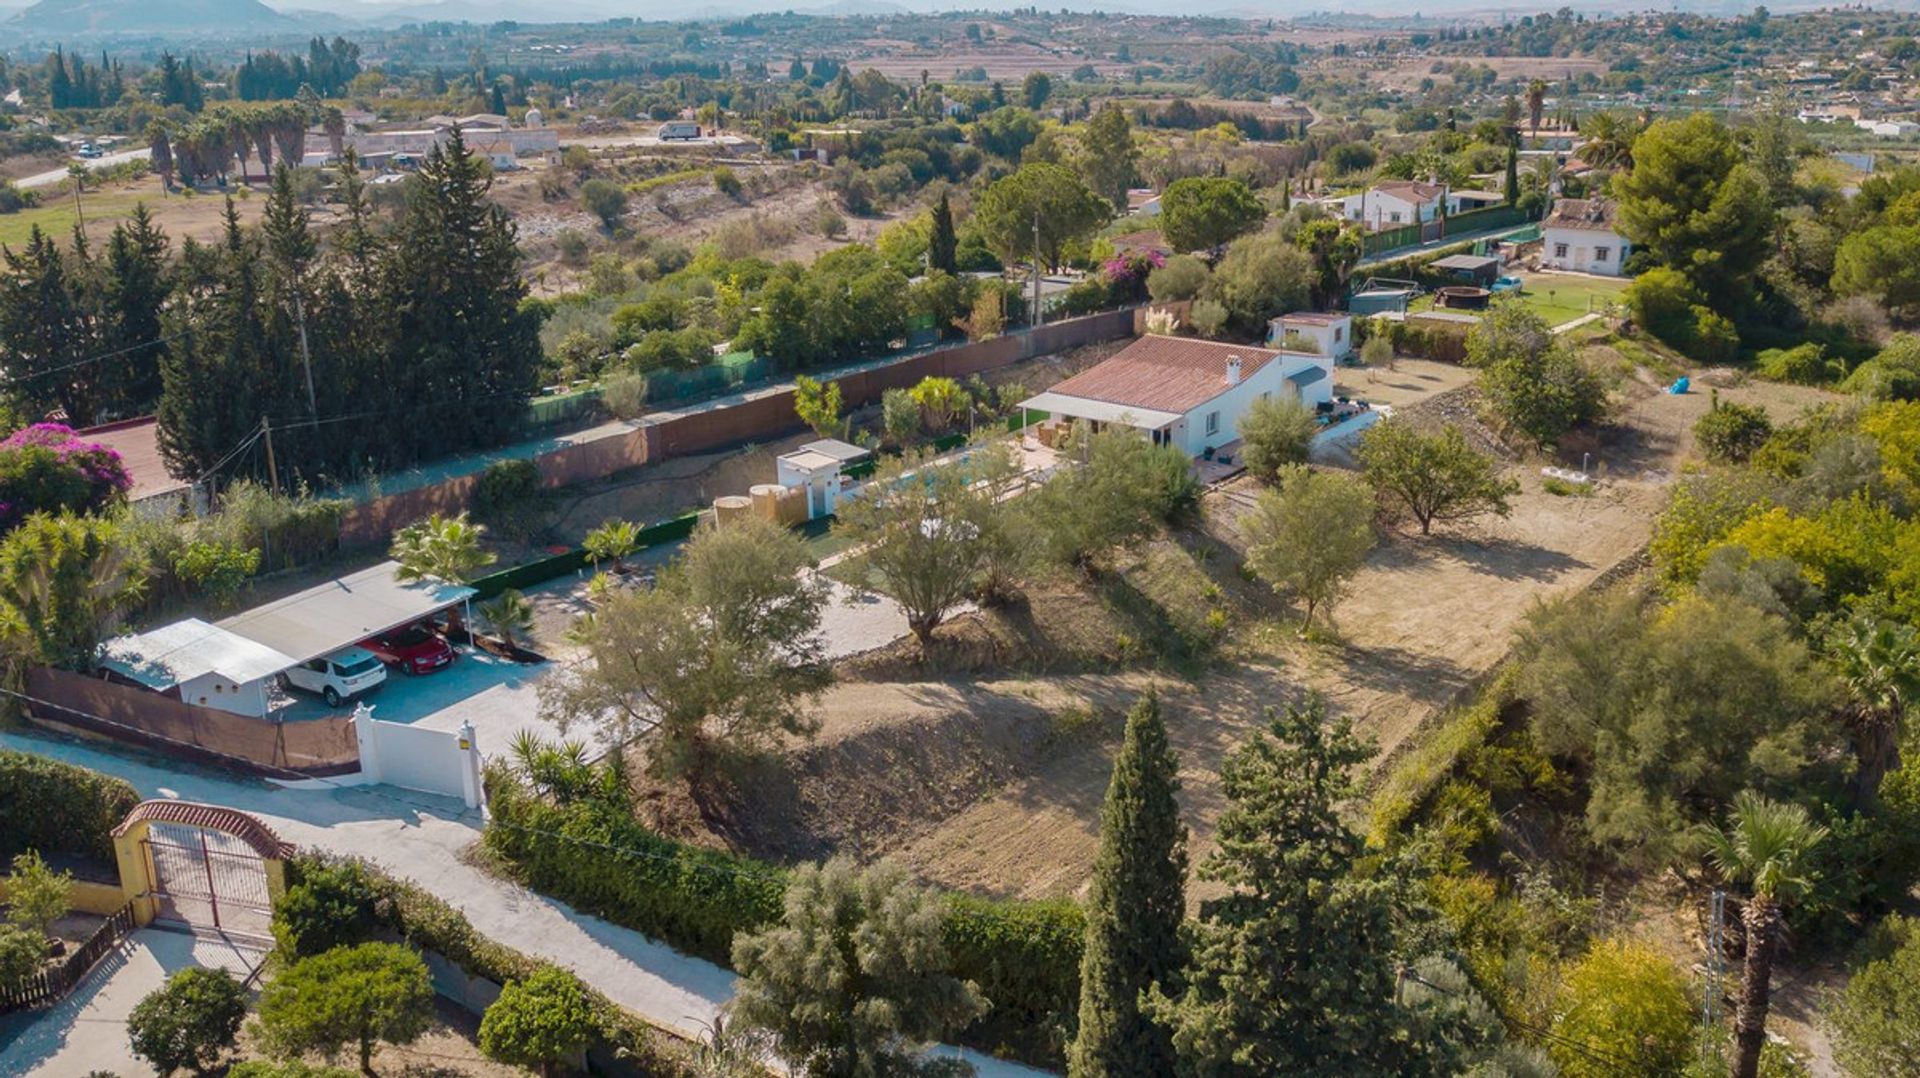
[467,509,704,600]
[0,749,140,865]
[483,769,1084,1069]
[1366,668,1517,847]
[285,852,681,1076]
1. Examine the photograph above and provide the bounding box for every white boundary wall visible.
[353,707,485,809]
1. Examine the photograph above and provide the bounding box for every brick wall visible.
[339,308,1139,544]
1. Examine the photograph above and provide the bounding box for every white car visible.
[280,647,388,708]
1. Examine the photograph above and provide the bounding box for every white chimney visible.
[1226,355,1243,386]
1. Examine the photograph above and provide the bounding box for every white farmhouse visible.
[1268,311,1354,361]
[1342,180,1447,231]
[1540,197,1632,277]
[1022,335,1334,458]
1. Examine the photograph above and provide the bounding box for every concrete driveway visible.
[0,929,265,1077]
[16,147,151,189]
[0,731,1054,1078]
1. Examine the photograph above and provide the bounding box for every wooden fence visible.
[0,903,135,1014]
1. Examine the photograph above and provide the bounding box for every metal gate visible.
[143,822,274,941]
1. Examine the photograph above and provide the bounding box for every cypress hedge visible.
[482,767,1085,1069]
[0,749,140,864]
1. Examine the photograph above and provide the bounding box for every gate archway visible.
[111,801,291,942]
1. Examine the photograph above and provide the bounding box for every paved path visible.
[1552,311,1604,334]
[0,929,264,1077]
[0,730,1052,1078]
[16,147,150,189]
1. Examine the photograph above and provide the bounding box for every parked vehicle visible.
[280,647,387,707]
[1491,275,1524,293]
[361,624,456,675]
[657,121,700,141]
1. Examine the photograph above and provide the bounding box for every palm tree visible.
[583,519,641,574]
[391,512,497,631]
[1701,792,1828,1078]
[1828,615,1920,810]
[1525,79,1548,134]
[1578,111,1637,171]
[478,588,535,649]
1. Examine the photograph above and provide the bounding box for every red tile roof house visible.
[1022,333,1334,459]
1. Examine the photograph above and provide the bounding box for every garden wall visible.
[337,308,1140,544]
[23,667,360,777]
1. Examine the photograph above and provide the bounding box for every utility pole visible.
[294,292,317,420]
[260,416,280,495]
[1031,209,1043,331]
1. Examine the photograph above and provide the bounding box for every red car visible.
[360,624,455,675]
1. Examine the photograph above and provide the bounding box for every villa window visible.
[1205,411,1220,436]
[1554,243,1569,258]
[1595,246,1611,262]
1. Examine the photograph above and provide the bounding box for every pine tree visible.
[380,128,541,463]
[101,205,172,415]
[1148,698,1430,1077]
[928,191,958,275]
[156,203,277,479]
[1069,692,1187,1078]
[0,226,100,423]
[1080,102,1138,214]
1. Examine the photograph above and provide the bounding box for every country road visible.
[16,147,150,189]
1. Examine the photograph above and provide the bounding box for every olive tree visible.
[1238,396,1320,482]
[833,444,1021,646]
[729,857,987,1078]
[1241,465,1376,632]
[1357,422,1519,536]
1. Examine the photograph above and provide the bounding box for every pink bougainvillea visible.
[0,423,133,532]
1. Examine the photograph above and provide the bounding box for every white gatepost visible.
[352,702,383,784]
[457,720,484,813]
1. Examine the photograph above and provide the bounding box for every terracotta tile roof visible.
[1373,180,1446,203]
[78,416,186,501]
[112,799,295,859]
[1046,335,1281,415]
[1543,197,1620,232]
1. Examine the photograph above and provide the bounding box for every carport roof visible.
[218,560,475,664]
[99,618,297,689]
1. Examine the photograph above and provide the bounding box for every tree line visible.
[0,131,541,489]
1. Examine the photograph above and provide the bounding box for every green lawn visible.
[1407,272,1628,328]
[0,190,143,247]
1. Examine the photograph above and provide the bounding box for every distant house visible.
[1021,335,1334,458]
[1446,189,1506,214]
[1267,312,1354,361]
[1127,188,1163,216]
[1343,180,1447,231]
[1540,198,1631,277]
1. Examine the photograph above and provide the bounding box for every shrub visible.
[882,388,921,446]
[271,860,376,959]
[0,751,138,864]
[227,1064,358,1078]
[1843,334,1920,402]
[1623,267,1703,350]
[0,424,133,534]
[1549,938,1693,1078]
[479,967,598,1076]
[128,967,248,1076]
[1188,299,1229,338]
[601,371,648,420]
[171,540,260,610]
[579,179,627,228]
[1690,306,1740,364]
[472,459,541,520]
[5,851,73,938]
[711,166,743,199]
[1238,396,1319,481]
[0,922,46,994]
[1146,254,1210,302]
[255,942,435,1074]
[1757,343,1835,385]
[1694,399,1774,464]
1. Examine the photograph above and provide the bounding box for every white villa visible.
[1343,180,1446,231]
[1540,197,1631,277]
[1022,334,1334,459]
[1267,312,1354,361]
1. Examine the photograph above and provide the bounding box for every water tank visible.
[712,495,752,525]
[524,107,544,128]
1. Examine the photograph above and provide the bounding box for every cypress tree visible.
[1503,143,1519,205]
[929,191,958,275]
[101,204,172,415]
[1068,692,1187,1078]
